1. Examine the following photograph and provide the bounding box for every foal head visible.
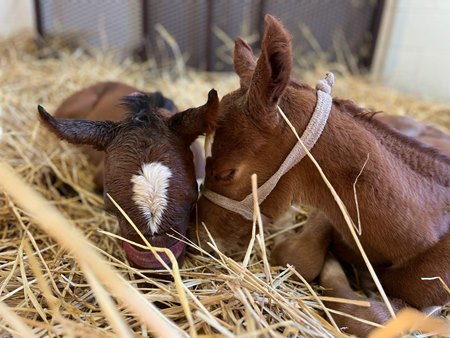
[39,89,219,268]
[190,15,319,255]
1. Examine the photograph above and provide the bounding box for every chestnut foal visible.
[191,15,450,336]
[39,87,219,269]
[52,81,204,189]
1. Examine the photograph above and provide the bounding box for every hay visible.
[1,35,449,337]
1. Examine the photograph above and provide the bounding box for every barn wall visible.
[0,0,35,38]
[38,1,141,58]
[33,0,381,72]
[374,0,450,103]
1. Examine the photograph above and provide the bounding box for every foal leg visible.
[320,256,406,338]
[379,231,450,309]
[271,209,332,281]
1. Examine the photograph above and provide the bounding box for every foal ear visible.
[234,37,256,88]
[248,15,292,126]
[38,105,118,151]
[169,89,219,144]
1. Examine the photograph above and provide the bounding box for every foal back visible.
[55,82,140,122]
[376,114,450,156]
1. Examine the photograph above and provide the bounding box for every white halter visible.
[202,73,335,221]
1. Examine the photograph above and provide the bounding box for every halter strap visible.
[202,73,335,221]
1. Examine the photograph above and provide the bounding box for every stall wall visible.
[374,0,450,102]
[0,0,35,38]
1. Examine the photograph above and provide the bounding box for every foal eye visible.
[214,168,236,181]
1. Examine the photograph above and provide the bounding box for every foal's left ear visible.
[248,15,292,127]
[169,89,219,144]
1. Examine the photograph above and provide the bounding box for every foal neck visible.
[286,99,448,256]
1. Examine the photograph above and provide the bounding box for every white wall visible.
[0,0,35,38]
[373,0,450,103]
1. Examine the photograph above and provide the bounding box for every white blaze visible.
[131,162,172,235]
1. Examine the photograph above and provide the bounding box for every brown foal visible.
[52,81,205,189]
[188,15,449,336]
[39,83,219,269]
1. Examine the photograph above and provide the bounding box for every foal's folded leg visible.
[379,231,450,309]
[320,256,406,338]
[271,209,332,281]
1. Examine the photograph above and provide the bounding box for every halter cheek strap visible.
[202,73,335,221]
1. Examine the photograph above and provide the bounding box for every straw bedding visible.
[0,36,449,337]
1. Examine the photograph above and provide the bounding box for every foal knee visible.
[271,210,331,281]
[272,232,328,281]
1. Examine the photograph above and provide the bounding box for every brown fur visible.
[189,15,450,336]
[54,81,204,188]
[375,113,450,155]
[319,255,407,336]
[39,84,219,268]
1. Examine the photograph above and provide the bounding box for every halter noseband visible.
[202,73,335,221]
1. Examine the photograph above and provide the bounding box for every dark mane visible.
[334,98,450,185]
[119,93,171,128]
[120,93,159,115]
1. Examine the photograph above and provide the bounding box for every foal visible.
[39,88,219,269]
[190,15,450,336]
[53,81,204,189]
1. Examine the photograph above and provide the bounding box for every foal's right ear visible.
[38,105,118,151]
[169,89,220,144]
[233,37,257,88]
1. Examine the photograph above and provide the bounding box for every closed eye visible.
[214,168,236,181]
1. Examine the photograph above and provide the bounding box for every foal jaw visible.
[131,162,172,235]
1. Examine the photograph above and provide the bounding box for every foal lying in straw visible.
[190,15,450,336]
[38,84,219,270]
[50,81,205,189]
